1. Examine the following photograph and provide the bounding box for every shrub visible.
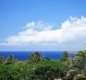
[28,60,67,80]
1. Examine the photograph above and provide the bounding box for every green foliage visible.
[73,50,86,70]
[76,50,86,59]
[61,51,69,61]
[28,60,67,80]
[0,56,4,64]
[0,65,14,80]
[4,55,14,65]
[27,51,42,67]
[0,64,29,80]
[0,50,86,80]
[73,56,84,69]
[0,60,67,80]
[64,50,86,80]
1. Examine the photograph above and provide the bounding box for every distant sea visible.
[0,51,75,60]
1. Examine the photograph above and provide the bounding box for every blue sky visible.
[0,0,86,51]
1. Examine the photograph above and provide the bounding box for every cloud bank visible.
[0,16,86,46]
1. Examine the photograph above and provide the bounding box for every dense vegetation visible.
[0,51,86,80]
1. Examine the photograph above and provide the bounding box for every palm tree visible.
[61,51,69,61]
[27,52,42,67]
[4,55,14,65]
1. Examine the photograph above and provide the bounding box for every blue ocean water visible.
[0,51,75,60]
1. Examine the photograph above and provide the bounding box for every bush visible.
[0,64,29,80]
[0,56,4,64]
[28,60,67,80]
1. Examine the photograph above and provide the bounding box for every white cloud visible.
[0,17,86,46]
[25,21,55,31]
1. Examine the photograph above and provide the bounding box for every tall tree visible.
[4,55,14,65]
[73,50,86,70]
[27,52,42,67]
[61,51,69,61]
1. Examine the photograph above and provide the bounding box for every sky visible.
[0,0,86,51]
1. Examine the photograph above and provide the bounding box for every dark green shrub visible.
[28,60,67,80]
[0,56,4,64]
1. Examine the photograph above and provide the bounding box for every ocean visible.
[0,51,75,60]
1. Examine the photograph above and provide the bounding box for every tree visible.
[76,50,86,59]
[73,50,86,70]
[4,55,14,65]
[27,52,42,67]
[64,51,86,80]
[61,51,69,61]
